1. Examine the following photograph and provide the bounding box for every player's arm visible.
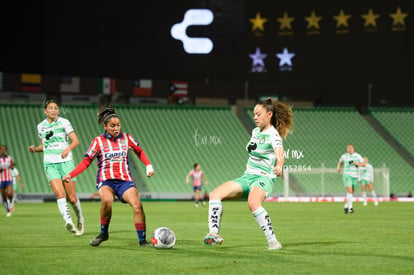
[202,173,208,186]
[16,174,23,189]
[129,138,154,177]
[337,157,343,173]
[274,147,284,177]
[186,173,191,184]
[354,157,367,167]
[63,157,93,182]
[62,131,79,159]
[29,139,44,153]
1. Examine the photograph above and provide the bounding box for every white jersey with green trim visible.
[359,163,374,182]
[339,153,363,178]
[37,117,74,164]
[245,126,283,179]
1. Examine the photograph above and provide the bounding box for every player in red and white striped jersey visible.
[63,106,154,247]
[0,145,14,217]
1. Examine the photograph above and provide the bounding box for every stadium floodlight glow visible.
[170,9,214,54]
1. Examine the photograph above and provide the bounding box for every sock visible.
[3,200,9,212]
[57,198,72,224]
[371,190,377,200]
[362,192,367,203]
[135,222,146,242]
[71,198,84,221]
[346,193,353,209]
[252,207,276,243]
[208,200,222,234]
[100,216,111,235]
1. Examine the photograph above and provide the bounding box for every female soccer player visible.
[337,144,366,214]
[29,99,84,235]
[358,157,378,206]
[186,163,209,208]
[0,145,14,217]
[203,98,294,250]
[63,106,154,247]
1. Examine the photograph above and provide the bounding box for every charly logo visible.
[170,9,214,54]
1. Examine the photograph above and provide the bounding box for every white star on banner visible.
[276,48,295,66]
[249,47,267,67]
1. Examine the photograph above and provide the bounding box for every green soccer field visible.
[1,201,413,274]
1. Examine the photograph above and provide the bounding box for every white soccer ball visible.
[151,227,176,249]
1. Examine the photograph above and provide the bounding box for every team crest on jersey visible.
[259,136,266,144]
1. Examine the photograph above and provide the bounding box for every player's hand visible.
[274,165,283,177]
[61,148,70,159]
[28,145,36,153]
[146,164,154,177]
[62,175,72,183]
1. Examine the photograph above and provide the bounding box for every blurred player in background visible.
[203,98,294,250]
[9,166,24,211]
[28,99,84,235]
[0,145,14,217]
[63,106,154,247]
[186,163,209,208]
[337,144,366,214]
[359,157,378,206]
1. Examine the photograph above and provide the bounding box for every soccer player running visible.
[63,106,154,247]
[29,99,84,235]
[186,163,209,208]
[337,144,366,214]
[0,145,15,217]
[203,98,294,250]
[359,157,378,206]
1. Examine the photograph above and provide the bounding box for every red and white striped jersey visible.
[84,132,144,183]
[0,155,14,182]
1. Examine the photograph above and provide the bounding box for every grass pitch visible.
[1,201,413,274]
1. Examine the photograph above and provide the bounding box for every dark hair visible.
[44,99,58,109]
[257,98,294,139]
[0,145,6,150]
[193,163,199,169]
[97,106,119,125]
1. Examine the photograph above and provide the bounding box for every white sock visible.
[371,190,377,199]
[71,198,84,221]
[346,193,353,209]
[252,206,276,243]
[208,200,222,234]
[57,198,72,224]
[362,192,367,203]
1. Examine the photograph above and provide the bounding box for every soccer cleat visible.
[202,201,206,206]
[363,201,367,206]
[374,200,378,206]
[203,232,223,246]
[349,208,354,214]
[6,212,12,217]
[76,218,85,236]
[139,240,152,247]
[89,233,109,246]
[66,223,78,234]
[268,240,283,250]
[344,208,349,214]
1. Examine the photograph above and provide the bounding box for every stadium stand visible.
[247,107,414,196]
[370,108,414,158]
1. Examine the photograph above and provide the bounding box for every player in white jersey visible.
[337,144,366,214]
[358,157,378,206]
[9,166,24,211]
[204,98,294,250]
[28,99,84,235]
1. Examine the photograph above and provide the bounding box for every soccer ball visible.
[151,227,176,249]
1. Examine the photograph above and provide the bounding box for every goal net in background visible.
[269,164,390,201]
